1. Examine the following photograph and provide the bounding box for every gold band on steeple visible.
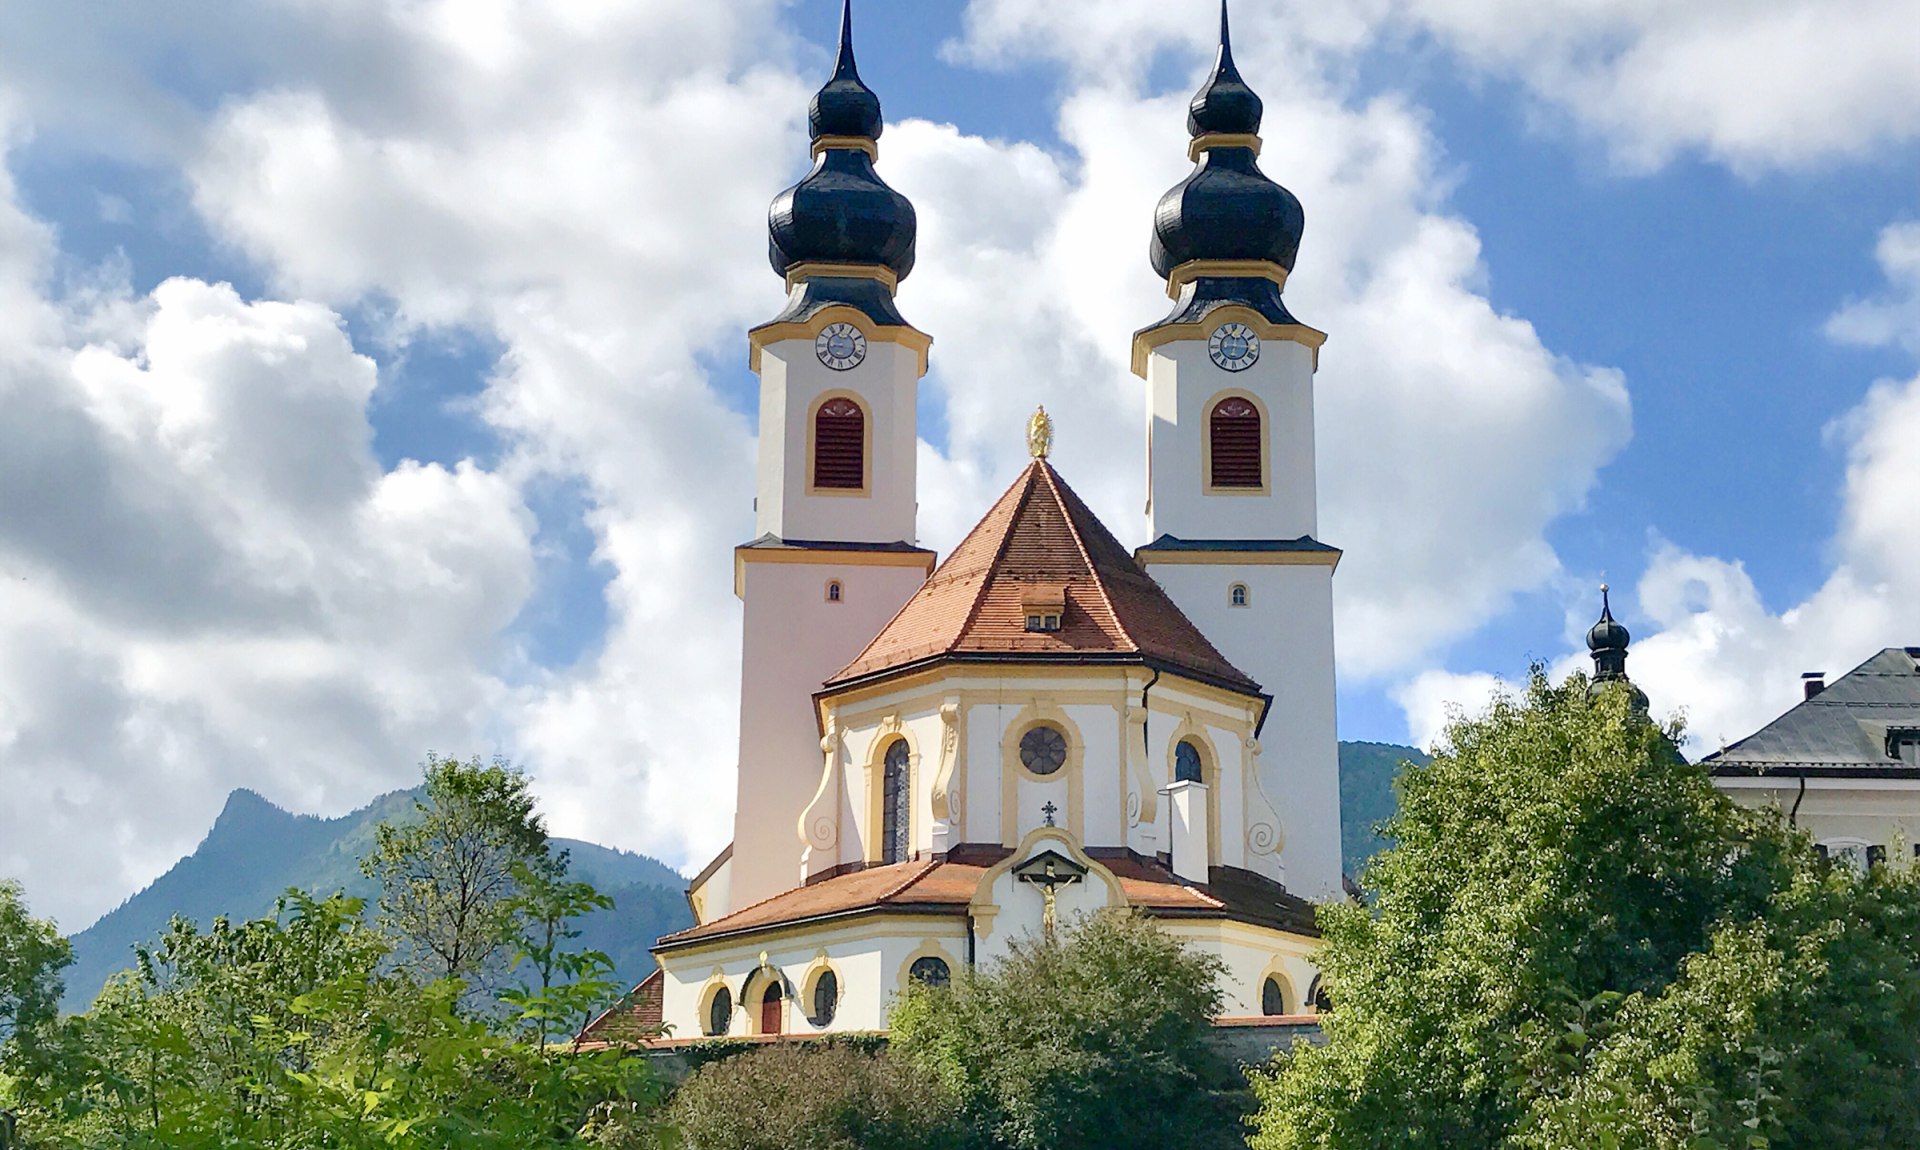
[811,135,880,160]
[1187,132,1263,162]
[783,262,900,293]
[1164,259,1288,299]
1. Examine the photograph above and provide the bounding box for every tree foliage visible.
[0,880,69,1070]
[362,753,550,989]
[889,910,1242,1150]
[654,1042,968,1150]
[1248,669,1920,1149]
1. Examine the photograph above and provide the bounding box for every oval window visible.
[812,969,839,1026]
[705,986,732,1036]
[1019,725,1067,776]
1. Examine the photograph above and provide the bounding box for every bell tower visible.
[727,0,936,915]
[1131,2,1344,899]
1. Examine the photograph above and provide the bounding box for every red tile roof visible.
[574,968,664,1050]
[826,461,1260,695]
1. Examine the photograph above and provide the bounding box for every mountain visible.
[62,787,690,1012]
[64,741,1422,1012]
[1339,740,1430,878]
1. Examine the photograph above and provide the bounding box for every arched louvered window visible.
[814,397,866,490]
[881,738,910,864]
[1209,396,1263,489]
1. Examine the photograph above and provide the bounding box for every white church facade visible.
[584,2,1345,1045]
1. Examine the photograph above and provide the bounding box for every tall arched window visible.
[1262,976,1287,1016]
[1209,396,1262,489]
[705,986,732,1036]
[814,397,865,489]
[881,738,910,864]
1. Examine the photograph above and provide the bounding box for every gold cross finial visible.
[1027,405,1053,460]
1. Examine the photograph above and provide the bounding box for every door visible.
[760,982,783,1035]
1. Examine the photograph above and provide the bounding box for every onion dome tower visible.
[1132,0,1320,375]
[758,0,922,341]
[1588,585,1649,712]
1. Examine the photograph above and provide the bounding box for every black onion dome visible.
[1188,1,1262,137]
[810,0,882,143]
[1149,2,1303,280]
[1587,586,1631,653]
[767,0,917,282]
[1150,149,1303,278]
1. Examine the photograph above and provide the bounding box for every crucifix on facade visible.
[1012,848,1089,941]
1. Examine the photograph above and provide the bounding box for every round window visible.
[908,956,951,988]
[1019,725,1067,776]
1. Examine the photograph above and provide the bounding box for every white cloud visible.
[1393,668,1506,752]
[1828,221,1920,356]
[0,239,537,930]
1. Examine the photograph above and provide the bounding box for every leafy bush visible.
[889,910,1244,1150]
[663,1041,968,1150]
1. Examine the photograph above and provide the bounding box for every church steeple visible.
[1587,584,1650,712]
[1189,1,1263,137]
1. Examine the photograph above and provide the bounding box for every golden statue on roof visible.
[1027,405,1054,460]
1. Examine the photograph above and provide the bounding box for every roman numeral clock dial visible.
[1208,322,1260,371]
[815,323,868,370]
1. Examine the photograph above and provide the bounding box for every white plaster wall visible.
[731,560,929,913]
[1148,562,1342,899]
[1719,778,1920,858]
[657,919,968,1039]
[1144,338,1318,543]
[1160,919,1323,1018]
[828,706,945,868]
[756,337,921,545]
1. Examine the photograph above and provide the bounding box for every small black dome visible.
[1151,147,1304,278]
[1188,1,1262,137]
[810,0,882,143]
[1587,586,1631,652]
[768,151,917,280]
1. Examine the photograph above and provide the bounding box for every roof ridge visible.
[953,462,1044,641]
[878,859,943,902]
[1038,462,1137,654]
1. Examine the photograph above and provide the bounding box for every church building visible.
[584,1,1345,1044]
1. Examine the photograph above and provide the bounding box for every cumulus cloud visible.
[1828,222,1920,356]
[0,168,536,927]
[1393,669,1506,753]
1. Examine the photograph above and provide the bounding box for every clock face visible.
[1208,322,1260,372]
[815,323,868,371]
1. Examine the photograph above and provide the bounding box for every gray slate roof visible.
[1704,647,1920,779]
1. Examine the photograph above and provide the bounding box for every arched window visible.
[705,986,732,1036]
[1229,583,1249,608]
[811,969,839,1026]
[1174,739,1204,784]
[759,980,784,1036]
[826,580,843,603]
[881,739,910,864]
[814,397,865,490]
[1262,976,1287,1016]
[1309,975,1332,1013]
[1209,396,1262,489]
[909,956,951,988]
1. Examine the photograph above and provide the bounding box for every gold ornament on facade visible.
[1027,405,1054,460]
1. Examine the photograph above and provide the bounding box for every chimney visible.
[1802,671,1825,699]
[1161,778,1212,886]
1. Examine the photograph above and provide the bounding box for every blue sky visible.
[0,0,1915,928]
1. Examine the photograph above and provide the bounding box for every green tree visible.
[0,881,69,1073]
[647,1041,965,1150]
[889,910,1242,1150]
[363,753,550,988]
[500,852,619,1051]
[1247,669,1920,1149]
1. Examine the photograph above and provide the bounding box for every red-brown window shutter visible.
[814,398,865,489]
[1210,397,1262,488]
